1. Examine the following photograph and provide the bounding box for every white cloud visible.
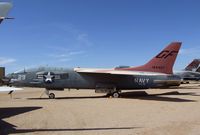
[0,57,16,65]
[77,33,93,46]
[50,23,93,47]
[179,47,200,56]
[68,51,85,55]
[59,58,72,62]
[48,50,85,62]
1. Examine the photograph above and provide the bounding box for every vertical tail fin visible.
[117,42,181,74]
[184,59,200,71]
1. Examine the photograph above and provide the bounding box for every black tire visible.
[49,93,55,99]
[112,92,120,98]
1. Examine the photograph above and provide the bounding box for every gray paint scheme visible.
[7,42,182,98]
[175,70,200,81]
[8,66,180,91]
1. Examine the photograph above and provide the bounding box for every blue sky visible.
[1,0,200,73]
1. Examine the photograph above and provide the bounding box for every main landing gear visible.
[106,90,121,98]
[112,91,120,98]
[95,84,121,98]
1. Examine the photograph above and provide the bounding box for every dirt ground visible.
[0,83,200,135]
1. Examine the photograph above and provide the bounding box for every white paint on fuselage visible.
[134,78,149,86]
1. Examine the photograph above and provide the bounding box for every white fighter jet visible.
[0,2,13,24]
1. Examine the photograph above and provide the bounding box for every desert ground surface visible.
[0,83,200,135]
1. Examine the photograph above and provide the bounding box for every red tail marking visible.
[116,42,181,74]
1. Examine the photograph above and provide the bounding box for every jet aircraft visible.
[8,42,181,98]
[175,59,200,83]
[0,2,13,24]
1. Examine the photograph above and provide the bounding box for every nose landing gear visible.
[40,89,56,99]
[49,92,55,99]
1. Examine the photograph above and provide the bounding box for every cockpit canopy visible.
[13,66,69,74]
[115,65,130,69]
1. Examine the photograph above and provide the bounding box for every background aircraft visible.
[8,42,181,99]
[184,59,200,71]
[175,59,200,83]
[0,2,19,95]
[0,2,13,24]
[0,86,23,99]
[0,86,22,92]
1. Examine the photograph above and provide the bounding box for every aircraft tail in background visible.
[184,59,200,72]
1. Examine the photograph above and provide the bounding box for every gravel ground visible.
[0,83,200,135]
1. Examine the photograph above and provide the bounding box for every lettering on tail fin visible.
[156,50,178,59]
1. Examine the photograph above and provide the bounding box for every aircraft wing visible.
[0,2,13,24]
[74,68,166,76]
[0,86,23,92]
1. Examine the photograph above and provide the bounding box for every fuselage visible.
[8,67,181,90]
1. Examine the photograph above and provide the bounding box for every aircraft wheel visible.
[112,92,120,98]
[49,93,55,99]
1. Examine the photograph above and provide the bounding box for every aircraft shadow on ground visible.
[0,106,137,135]
[176,86,200,89]
[0,107,42,135]
[27,91,199,102]
[120,91,198,102]
[27,95,108,100]
[3,127,137,134]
